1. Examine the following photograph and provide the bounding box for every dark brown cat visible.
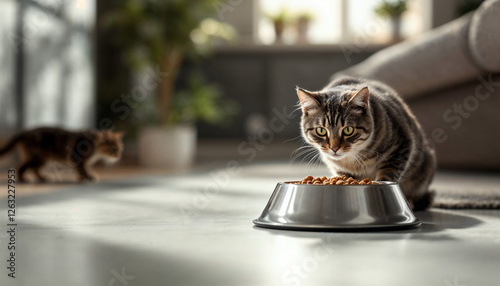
[0,127,124,182]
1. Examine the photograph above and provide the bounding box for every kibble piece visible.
[295,175,379,185]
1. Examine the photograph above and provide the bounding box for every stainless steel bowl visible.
[253,181,420,231]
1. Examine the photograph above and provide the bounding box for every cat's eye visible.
[316,127,327,136]
[343,126,355,136]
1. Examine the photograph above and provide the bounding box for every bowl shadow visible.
[252,209,482,241]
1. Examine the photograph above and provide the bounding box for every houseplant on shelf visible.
[295,11,314,44]
[265,9,293,44]
[103,0,236,168]
[375,0,408,42]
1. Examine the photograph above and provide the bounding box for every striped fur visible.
[298,77,436,210]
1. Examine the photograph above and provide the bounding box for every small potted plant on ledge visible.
[265,9,292,44]
[103,0,236,168]
[375,0,408,42]
[295,11,314,44]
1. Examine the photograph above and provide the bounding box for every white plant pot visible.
[138,125,197,168]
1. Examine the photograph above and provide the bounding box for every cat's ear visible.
[348,87,369,109]
[114,131,125,139]
[94,132,104,143]
[297,87,321,114]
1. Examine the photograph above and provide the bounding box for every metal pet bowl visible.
[253,181,420,231]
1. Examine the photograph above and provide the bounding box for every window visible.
[258,0,342,44]
[257,0,428,45]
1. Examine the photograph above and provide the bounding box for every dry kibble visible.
[295,175,378,185]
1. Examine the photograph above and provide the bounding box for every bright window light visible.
[258,0,342,44]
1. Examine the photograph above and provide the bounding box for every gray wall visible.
[196,46,377,139]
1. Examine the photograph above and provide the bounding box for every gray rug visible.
[434,190,500,209]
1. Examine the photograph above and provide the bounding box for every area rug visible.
[434,189,500,209]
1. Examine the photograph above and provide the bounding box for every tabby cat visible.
[297,77,436,210]
[0,127,124,182]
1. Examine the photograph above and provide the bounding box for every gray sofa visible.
[333,0,500,170]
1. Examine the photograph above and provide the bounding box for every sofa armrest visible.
[332,14,484,99]
[469,0,500,72]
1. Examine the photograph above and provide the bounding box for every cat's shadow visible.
[253,209,482,242]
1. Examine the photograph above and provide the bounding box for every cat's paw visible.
[375,171,399,182]
[80,174,99,183]
[407,200,415,211]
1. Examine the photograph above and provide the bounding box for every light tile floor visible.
[1,162,499,286]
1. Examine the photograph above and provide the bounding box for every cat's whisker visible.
[314,153,323,167]
[301,151,318,165]
[348,152,365,172]
[301,149,319,166]
[291,105,303,117]
[306,152,321,170]
[352,152,369,173]
[284,135,304,143]
[290,147,315,160]
[290,146,314,163]
[291,145,315,154]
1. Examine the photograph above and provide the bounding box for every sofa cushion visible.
[332,14,483,99]
[469,0,500,72]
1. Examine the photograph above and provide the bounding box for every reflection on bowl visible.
[253,181,420,231]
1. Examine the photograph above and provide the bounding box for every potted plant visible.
[265,9,292,44]
[103,0,236,167]
[375,0,408,42]
[137,72,236,167]
[295,11,314,44]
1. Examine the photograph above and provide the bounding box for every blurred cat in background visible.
[0,127,124,182]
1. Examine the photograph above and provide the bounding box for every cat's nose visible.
[331,146,340,153]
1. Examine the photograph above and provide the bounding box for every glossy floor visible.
[1,163,499,286]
